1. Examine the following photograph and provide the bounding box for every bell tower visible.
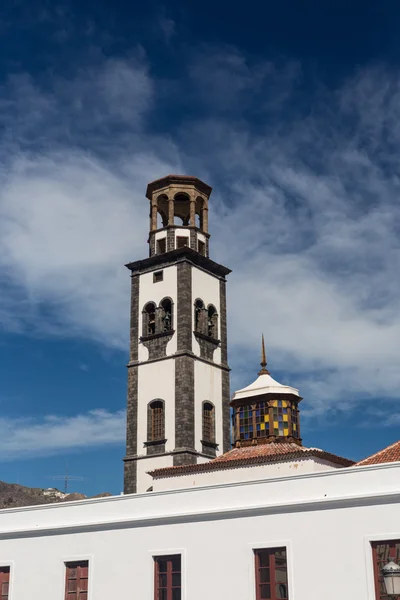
[123,175,231,494]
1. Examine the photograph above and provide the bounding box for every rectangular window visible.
[0,567,10,600]
[198,240,205,256]
[153,270,164,283]
[176,236,189,249]
[157,238,166,254]
[255,402,269,438]
[239,405,253,440]
[65,561,89,600]
[154,555,181,600]
[202,403,215,442]
[372,540,400,599]
[151,402,164,440]
[254,548,288,600]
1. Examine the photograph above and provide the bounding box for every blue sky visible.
[0,0,399,496]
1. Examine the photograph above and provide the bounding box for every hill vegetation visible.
[0,481,111,509]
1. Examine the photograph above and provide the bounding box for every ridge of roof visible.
[355,439,400,466]
[149,443,354,479]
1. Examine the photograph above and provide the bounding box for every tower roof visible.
[232,339,300,403]
[232,372,300,403]
[146,174,212,199]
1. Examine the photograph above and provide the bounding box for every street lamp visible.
[382,560,400,596]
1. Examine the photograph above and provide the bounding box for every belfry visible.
[123,175,231,494]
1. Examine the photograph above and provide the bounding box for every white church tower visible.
[123,175,231,493]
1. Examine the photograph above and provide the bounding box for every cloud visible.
[157,14,176,44]
[0,47,399,418]
[0,410,125,460]
[0,57,176,347]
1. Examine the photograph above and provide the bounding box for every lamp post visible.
[382,560,400,596]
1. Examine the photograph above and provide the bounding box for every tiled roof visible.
[149,443,354,479]
[355,440,400,466]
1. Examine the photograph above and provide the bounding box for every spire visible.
[258,334,270,375]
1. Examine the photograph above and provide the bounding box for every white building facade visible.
[0,462,399,600]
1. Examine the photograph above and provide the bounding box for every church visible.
[0,175,399,600]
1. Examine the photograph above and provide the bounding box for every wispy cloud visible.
[0,47,399,418]
[0,410,125,460]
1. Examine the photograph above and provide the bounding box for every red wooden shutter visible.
[65,561,89,600]
[0,567,10,600]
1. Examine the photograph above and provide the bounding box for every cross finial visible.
[258,334,270,375]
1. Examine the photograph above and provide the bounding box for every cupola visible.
[230,336,302,447]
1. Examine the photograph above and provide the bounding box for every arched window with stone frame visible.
[142,302,156,337]
[194,298,206,334]
[159,297,173,332]
[147,399,165,442]
[202,401,215,444]
[207,304,218,339]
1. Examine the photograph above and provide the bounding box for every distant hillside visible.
[0,481,112,509]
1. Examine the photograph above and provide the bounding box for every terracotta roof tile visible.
[355,440,400,466]
[149,443,354,479]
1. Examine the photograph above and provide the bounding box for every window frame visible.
[153,270,164,283]
[253,547,289,600]
[197,240,205,256]
[371,539,400,600]
[159,297,173,332]
[0,566,10,600]
[64,560,89,600]
[142,302,157,337]
[207,304,218,339]
[176,236,189,249]
[153,554,182,600]
[148,400,165,442]
[156,238,166,254]
[202,401,215,443]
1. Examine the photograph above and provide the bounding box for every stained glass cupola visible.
[230,336,303,447]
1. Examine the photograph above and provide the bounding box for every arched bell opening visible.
[142,302,156,336]
[151,194,169,231]
[173,192,191,226]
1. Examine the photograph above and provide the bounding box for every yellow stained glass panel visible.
[264,415,269,422]
[272,400,278,407]
[282,401,288,408]
[293,424,297,431]
[260,422,265,430]
[273,421,278,428]
[283,414,288,422]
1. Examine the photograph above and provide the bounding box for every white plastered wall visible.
[138,265,178,362]
[152,457,342,492]
[155,230,167,242]
[191,266,221,363]
[136,359,175,493]
[194,361,223,455]
[174,227,190,245]
[197,232,206,245]
[137,454,174,493]
[0,464,400,600]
